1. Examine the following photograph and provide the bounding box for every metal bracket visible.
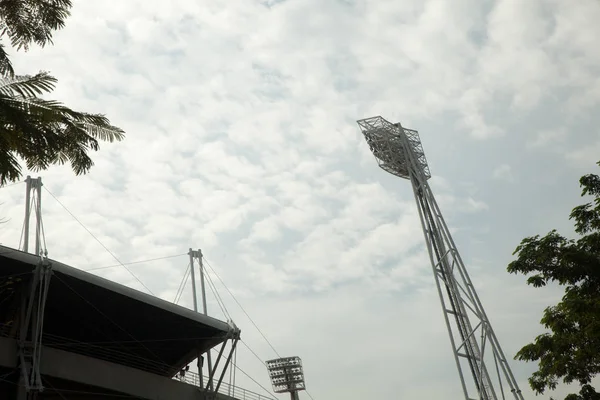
[205,322,241,393]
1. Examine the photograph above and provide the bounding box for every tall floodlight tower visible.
[356,116,524,400]
[266,357,306,400]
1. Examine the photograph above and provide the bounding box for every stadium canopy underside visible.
[0,245,232,377]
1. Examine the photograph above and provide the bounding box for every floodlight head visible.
[357,116,431,180]
[266,356,306,394]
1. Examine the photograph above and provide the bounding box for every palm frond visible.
[0,83,125,184]
[0,43,14,77]
[0,132,22,185]
[0,71,56,97]
[76,117,125,142]
[0,0,72,50]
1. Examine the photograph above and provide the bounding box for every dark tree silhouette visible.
[0,0,124,185]
[508,161,600,400]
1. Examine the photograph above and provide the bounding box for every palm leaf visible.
[0,0,73,50]
[0,72,56,97]
[0,43,14,77]
[0,86,124,183]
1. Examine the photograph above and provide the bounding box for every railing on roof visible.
[174,370,276,400]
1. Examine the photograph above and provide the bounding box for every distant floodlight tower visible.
[356,116,524,400]
[266,357,306,400]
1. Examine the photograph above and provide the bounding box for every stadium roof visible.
[0,245,233,377]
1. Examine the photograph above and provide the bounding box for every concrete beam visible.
[0,338,240,400]
[40,345,205,400]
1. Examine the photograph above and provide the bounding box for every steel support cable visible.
[203,257,281,358]
[206,266,230,317]
[46,335,224,346]
[53,274,167,366]
[86,253,187,272]
[38,195,48,253]
[203,265,230,319]
[174,263,191,304]
[231,361,276,400]
[209,346,275,400]
[0,180,24,189]
[43,186,154,295]
[240,340,267,367]
[18,192,33,250]
[41,377,69,400]
[40,333,177,375]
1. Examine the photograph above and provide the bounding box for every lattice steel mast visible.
[357,116,524,400]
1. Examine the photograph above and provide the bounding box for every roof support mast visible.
[19,175,51,398]
[356,116,524,400]
[22,176,44,256]
[188,248,214,391]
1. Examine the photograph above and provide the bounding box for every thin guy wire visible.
[203,265,230,319]
[18,193,33,250]
[39,196,48,254]
[85,253,187,272]
[27,335,223,346]
[240,340,267,366]
[210,347,275,399]
[0,180,24,189]
[231,360,276,399]
[204,270,227,318]
[204,257,281,358]
[18,214,24,249]
[174,263,190,304]
[175,272,190,304]
[54,274,165,365]
[174,263,191,304]
[43,186,154,295]
[42,378,69,400]
[203,264,229,315]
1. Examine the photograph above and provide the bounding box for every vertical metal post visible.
[188,249,204,389]
[198,251,209,316]
[188,249,199,312]
[23,176,31,252]
[23,176,43,255]
[198,250,214,391]
[34,177,42,256]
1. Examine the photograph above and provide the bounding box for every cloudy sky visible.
[1,0,599,398]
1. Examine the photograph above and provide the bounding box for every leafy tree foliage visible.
[0,0,124,185]
[508,161,600,400]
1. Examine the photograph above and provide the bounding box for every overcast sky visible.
[1,0,599,398]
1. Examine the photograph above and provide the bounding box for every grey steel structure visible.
[0,244,245,399]
[356,116,524,400]
[266,357,306,400]
[0,178,273,399]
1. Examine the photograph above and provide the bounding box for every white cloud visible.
[0,0,599,398]
[566,141,600,169]
[493,164,515,182]
[527,128,567,149]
